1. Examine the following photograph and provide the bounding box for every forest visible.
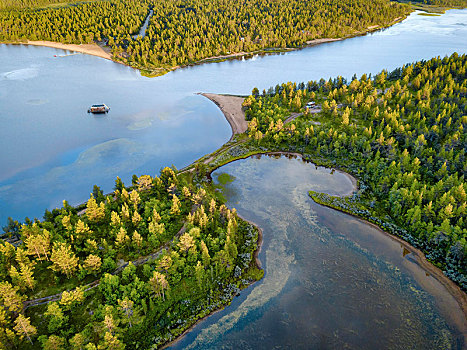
[0,168,262,349]
[242,52,467,290]
[410,0,467,7]
[0,0,410,73]
[0,0,69,10]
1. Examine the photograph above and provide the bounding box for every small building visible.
[305,101,316,110]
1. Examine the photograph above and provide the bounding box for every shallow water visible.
[170,155,466,349]
[1,9,467,223]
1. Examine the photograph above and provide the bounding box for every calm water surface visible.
[1,9,466,222]
[170,155,467,349]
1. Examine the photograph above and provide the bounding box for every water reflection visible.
[1,9,467,223]
[170,155,465,349]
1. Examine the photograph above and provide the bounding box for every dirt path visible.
[284,106,321,124]
[200,93,248,140]
[23,221,190,310]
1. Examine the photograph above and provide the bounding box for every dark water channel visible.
[170,155,467,349]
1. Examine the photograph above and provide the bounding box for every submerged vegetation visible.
[0,168,262,349]
[239,52,467,290]
[1,51,466,348]
[0,0,411,74]
[0,0,467,347]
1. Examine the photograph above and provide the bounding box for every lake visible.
[1,6,467,350]
[170,155,466,349]
[1,9,467,223]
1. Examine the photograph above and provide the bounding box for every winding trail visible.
[23,220,190,310]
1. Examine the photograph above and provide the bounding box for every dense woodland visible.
[0,0,149,44]
[410,0,467,7]
[0,0,466,347]
[0,0,69,10]
[243,52,467,289]
[0,168,261,349]
[0,0,410,71]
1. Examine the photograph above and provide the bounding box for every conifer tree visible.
[50,243,79,277]
[13,314,36,345]
[83,254,102,274]
[0,281,24,313]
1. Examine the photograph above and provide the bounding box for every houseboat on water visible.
[88,104,110,114]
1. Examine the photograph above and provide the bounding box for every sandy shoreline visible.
[200,93,248,140]
[4,40,112,60]
[0,13,407,76]
[306,37,341,46]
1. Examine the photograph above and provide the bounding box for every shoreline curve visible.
[205,150,467,343]
[199,93,248,140]
[9,40,113,60]
[0,12,409,77]
[161,215,264,350]
[314,199,467,338]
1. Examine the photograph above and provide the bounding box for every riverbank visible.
[200,93,248,140]
[224,154,466,340]
[162,216,264,350]
[13,40,112,60]
[180,112,467,341]
[0,12,410,78]
[310,195,467,340]
[184,87,467,334]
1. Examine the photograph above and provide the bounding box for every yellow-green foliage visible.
[0,0,410,69]
[244,52,467,289]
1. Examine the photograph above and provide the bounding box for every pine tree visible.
[83,254,102,274]
[100,331,124,350]
[115,227,130,249]
[75,220,91,237]
[149,271,169,300]
[132,231,143,249]
[69,333,86,350]
[201,240,210,266]
[110,211,121,228]
[118,298,134,328]
[25,230,50,261]
[0,281,24,313]
[60,287,85,310]
[13,314,36,345]
[104,314,116,335]
[132,210,142,226]
[170,194,181,215]
[50,243,78,277]
[178,233,194,253]
[43,335,65,350]
[86,195,105,222]
[19,262,36,290]
[45,302,67,333]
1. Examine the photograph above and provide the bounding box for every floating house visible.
[88,104,110,114]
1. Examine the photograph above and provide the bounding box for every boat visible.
[88,104,110,114]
